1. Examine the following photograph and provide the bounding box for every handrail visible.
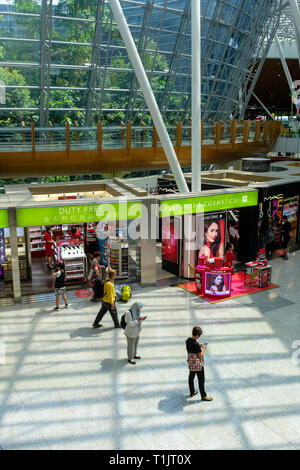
[0,120,281,153]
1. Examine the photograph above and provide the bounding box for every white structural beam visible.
[191,0,201,192]
[288,0,300,67]
[289,0,300,41]
[252,92,275,120]
[275,33,295,94]
[108,0,189,193]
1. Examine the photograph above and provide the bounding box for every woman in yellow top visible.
[92,268,121,328]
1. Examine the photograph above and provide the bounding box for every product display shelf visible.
[60,244,87,282]
[29,226,45,254]
[109,240,129,279]
[3,238,28,281]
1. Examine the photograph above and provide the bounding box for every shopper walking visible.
[52,263,68,310]
[281,215,292,260]
[124,302,146,365]
[86,223,98,258]
[186,326,212,401]
[90,251,106,302]
[258,216,269,250]
[266,217,275,260]
[92,268,121,328]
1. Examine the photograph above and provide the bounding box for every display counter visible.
[60,244,87,282]
[195,263,232,299]
[244,261,271,287]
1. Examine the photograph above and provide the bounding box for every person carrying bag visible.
[89,251,106,302]
[186,326,212,401]
[92,268,121,328]
[122,302,146,365]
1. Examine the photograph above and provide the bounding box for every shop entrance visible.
[11,219,140,298]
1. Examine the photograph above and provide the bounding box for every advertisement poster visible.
[197,212,226,261]
[205,271,231,296]
[162,216,179,265]
[283,196,299,223]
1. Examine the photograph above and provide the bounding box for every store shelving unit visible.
[109,240,129,279]
[29,226,45,255]
[60,245,87,282]
[3,235,28,281]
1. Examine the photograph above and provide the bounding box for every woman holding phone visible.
[186,326,212,401]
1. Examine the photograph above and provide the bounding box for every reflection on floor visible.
[0,252,299,450]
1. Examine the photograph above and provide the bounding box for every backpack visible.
[93,278,104,299]
[121,285,132,302]
[120,310,133,329]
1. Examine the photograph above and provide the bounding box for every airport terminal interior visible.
[0,0,300,452]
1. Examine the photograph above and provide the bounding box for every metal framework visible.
[39,0,53,127]
[0,0,285,126]
[276,0,300,45]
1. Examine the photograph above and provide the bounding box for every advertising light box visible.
[205,271,231,297]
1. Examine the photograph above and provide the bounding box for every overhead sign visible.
[16,201,142,227]
[160,191,258,217]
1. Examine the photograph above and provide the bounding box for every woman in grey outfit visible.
[124,302,146,365]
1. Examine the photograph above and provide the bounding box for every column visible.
[139,198,157,286]
[8,208,21,303]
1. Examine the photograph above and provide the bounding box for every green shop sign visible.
[16,201,142,227]
[0,210,8,228]
[160,191,258,217]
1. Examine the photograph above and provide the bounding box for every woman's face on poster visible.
[214,275,223,286]
[206,222,219,244]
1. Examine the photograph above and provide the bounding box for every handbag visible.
[187,353,203,371]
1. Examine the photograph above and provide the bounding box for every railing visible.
[0,120,280,153]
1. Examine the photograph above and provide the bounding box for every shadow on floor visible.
[70,326,115,338]
[158,393,202,414]
[99,358,128,373]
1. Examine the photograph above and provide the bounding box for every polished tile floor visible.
[0,252,300,450]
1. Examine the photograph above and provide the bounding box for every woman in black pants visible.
[186,326,212,401]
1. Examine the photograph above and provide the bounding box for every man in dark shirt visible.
[281,216,292,260]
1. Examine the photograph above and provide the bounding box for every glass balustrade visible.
[0,121,278,152]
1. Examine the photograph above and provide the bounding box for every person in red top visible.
[44,226,55,269]
[71,226,82,243]
[224,242,235,275]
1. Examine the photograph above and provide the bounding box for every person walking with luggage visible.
[123,302,146,365]
[92,268,121,328]
[52,263,68,310]
[186,326,212,401]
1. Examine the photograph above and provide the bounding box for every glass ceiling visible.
[0,0,284,128]
[275,0,300,46]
